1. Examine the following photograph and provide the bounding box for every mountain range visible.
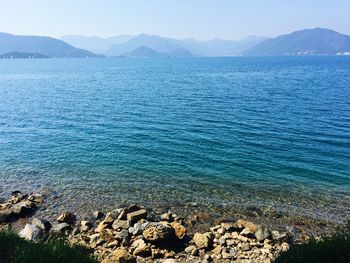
[1,28,350,58]
[0,32,103,58]
[62,34,268,57]
[244,28,350,56]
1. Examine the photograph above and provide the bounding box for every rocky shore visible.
[0,191,310,262]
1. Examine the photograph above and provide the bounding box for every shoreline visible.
[1,191,346,262]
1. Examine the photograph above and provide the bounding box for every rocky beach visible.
[0,191,345,263]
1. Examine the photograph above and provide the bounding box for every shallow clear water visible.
[0,57,349,223]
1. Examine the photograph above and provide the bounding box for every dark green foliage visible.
[275,222,350,263]
[0,230,97,263]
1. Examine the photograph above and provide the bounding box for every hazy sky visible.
[0,0,349,40]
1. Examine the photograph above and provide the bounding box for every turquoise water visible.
[0,57,349,223]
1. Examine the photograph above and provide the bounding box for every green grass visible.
[275,221,350,263]
[0,230,97,263]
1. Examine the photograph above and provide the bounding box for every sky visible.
[0,0,349,40]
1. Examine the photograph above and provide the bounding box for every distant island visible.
[1,28,350,58]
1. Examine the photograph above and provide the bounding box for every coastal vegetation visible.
[275,221,350,263]
[0,230,97,263]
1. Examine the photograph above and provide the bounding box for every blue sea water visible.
[0,57,349,223]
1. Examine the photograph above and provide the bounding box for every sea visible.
[0,56,349,224]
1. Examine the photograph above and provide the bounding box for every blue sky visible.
[0,0,349,40]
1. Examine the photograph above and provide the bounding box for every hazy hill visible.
[0,32,103,58]
[62,33,268,57]
[106,34,182,56]
[123,46,193,58]
[244,28,350,56]
[61,35,133,53]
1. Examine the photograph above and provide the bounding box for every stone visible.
[27,193,43,203]
[100,229,115,242]
[115,229,130,241]
[185,245,197,254]
[212,245,222,255]
[81,220,93,232]
[241,243,250,251]
[163,260,177,263]
[112,220,131,230]
[19,223,42,241]
[240,227,255,238]
[237,220,258,232]
[129,222,148,236]
[32,217,52,231]
[57,212,76,225]
[160,212,173,221]
[222,248,236,259]
[50,223,71,234]
[170,222,186,239]
[130,239,151,257]
[0,209,12,223]
[143,223,174,242]
[127,209,148,222]
[101,247,136,263]
[10,200,36,216]
[272,231,290,244]
[95,214,114,233]
[193,233,212,249]
[281,242,290,252]
[255,226,271,242]
[221,222,239,231]
[93,211,104,219]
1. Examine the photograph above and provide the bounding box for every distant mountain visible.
[61,35,133,53]
[0,52,49,59]
[244,28,350,56]
[124,46,160,58]
[123,46,193,58]
[173,35,269,56]
[0,32,103,58]
[72,34,268,57]
[106,34,183,56]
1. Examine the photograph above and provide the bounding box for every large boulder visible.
[143,223,175,242]
[19,223,42,241]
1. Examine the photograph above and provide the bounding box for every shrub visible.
[274,221,350,263]
[0,230,97,263]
